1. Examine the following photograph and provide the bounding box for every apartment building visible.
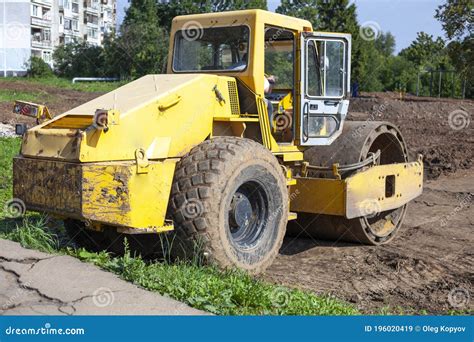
[1,0,116,76]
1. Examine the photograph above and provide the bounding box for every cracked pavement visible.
[0,239,206,315]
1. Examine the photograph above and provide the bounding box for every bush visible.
[53,42,107,78]
[26,56,53,78]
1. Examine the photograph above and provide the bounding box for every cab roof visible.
[172,9,313,32]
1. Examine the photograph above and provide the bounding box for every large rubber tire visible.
[168,137,288,274]
[288,121,408,245]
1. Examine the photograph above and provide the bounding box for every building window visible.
[72,19,79,31]
[43,29,51,42]
[87,27,98,39]
[43,51,52,63]
[64,18,72,30]
[32,5,39,17]
[59,15,63,25]
[86,14,99,25]
[72,2,79,13]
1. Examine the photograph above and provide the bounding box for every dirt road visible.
[265,94,473,313]
[266,169,473,313]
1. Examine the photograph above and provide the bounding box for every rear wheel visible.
[169,137,288,273]
[289,121,408,245]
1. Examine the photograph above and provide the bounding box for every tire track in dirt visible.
[266,93,473,313]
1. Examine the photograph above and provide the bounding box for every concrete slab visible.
[0,239,207,315]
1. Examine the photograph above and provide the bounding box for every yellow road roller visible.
[13,10,423,273]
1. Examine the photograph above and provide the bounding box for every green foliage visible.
[53,42,106,78]
[446,36,473,97]
[375,32,396,57]
[103,0,169,78]
[378,56,418,93]
[435,0,473,98]
[0,138,20,211]
[26,56,53,78]
[277,0,318,24]
[277,0,357,33]
[157,0,267,30]
[399,32,448,69]
[435,0,473,40]
[2,216,58,253]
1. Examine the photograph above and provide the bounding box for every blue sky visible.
[117,0,445,53]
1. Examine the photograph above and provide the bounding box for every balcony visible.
[32,0,52,7]
[84,1,100,13]
[86,21,99,27]
[31,17,52,28]
[31,37,52,49]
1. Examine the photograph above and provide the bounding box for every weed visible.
[3,215,58,253]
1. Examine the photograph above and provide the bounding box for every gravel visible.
[0,123,16,138]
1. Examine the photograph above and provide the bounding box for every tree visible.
[107,0,169,78]
[378,56,417,93]
[276,0,318,24]
[435,0,473,40]
[435,0,473,98]
[26,56,53,78]
[277,0,357,33]
[375,32,396,57]
[53,42,106,78]
[157,0,267,31]
[399,32,448,69]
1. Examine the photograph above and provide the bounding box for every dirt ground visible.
[265,93,473,314]
[0,80,101,126]
[1,81,472,314]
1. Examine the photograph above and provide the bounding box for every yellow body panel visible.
[290,160,424,219]
[13,156,177,231]
[21,74,235,162]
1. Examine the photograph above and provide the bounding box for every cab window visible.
[306,39,346,98]
[173,26,249,72]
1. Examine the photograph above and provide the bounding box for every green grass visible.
[0,138,20,212]
[0,89,51,103]
[0,137,358,315]
[3,215,58,253]
[1,77,126,93]
[70,245,357,315]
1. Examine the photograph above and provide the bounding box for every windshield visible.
[173,26,249,72]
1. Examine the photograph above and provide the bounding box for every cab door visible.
[299,32,351,146]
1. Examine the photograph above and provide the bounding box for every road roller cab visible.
[13,10,423,274]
